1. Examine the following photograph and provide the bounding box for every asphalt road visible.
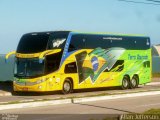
[0,84,159,103]
[0,83,160,104]
[0,94,160,120]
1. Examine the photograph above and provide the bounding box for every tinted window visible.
[17,34,49,53]
[110,36,150,50]
[45,51,63,74]
[143,61,150,68]
[68,35,85,51]
[64,62,77,73]
[85,35,111,49]
[69,34,110,51]
[68,34,150,51]
[14,58,45,78]
[47,32,69,49]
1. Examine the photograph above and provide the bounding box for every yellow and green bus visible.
[6,31,151,94]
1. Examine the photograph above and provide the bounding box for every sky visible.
[0,0,160,54]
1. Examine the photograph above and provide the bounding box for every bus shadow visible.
[74,87,121,93]
[12,91,61,96]
[0,82,145,96]
[0,81,13,93]
[11,86,143,96]
[12,87,122,96]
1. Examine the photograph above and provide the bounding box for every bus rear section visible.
[59,33,151,91]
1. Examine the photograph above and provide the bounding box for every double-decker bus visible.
[6,31,151,94]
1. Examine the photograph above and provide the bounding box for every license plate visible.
[23,87,28,91]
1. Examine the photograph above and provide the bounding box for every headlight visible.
[36,79,45,84]
[14,78,48,86]
[14,81,25,85]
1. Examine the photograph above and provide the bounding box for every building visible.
[152,44,160,73]
[152,44,160,56]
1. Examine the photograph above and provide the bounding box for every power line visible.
[118,0,160,5]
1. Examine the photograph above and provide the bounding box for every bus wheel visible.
[62,79,73,94]
[130,76,138,89]
[121,76,130,90]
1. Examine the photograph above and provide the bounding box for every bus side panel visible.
[60,48,125,89]
[119,49,151,85]
[60,47,151,90]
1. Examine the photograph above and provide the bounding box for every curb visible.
[73,91,160,103]
[0,91,160,111]
[146,82,160,86]
[0,99,71,111]
[0,92,12,97]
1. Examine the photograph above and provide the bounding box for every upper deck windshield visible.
[47,32,69,50]
[17,33,50,53]
[17,31,70,54]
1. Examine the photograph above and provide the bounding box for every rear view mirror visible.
[5,51,16,63]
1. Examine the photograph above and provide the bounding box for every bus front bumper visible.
[13,82,47,92]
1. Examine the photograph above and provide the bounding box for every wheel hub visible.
[64,82,70,92]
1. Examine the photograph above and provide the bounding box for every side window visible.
[68,34,111,51]
[68,35,85,52]
[85,35,111,49]
[109,36,150,50]
[143,61,150,68]
[105,60,124,72]
[64,62,77,73]
[45,51,62,74]
[135,38,150,50]
[47,33,69,49]
[109,36,133,49]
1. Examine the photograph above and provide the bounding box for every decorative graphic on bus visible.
[91,56,99,71]
[53,38,66,48]
[75,47,125,83]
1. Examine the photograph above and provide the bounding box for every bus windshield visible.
[14,58,45,78]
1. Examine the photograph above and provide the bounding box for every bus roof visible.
[24,31,149,38]
[24,31,71,35]
[71,31,149,38]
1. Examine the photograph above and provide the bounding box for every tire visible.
[130,76,138,89]
[62,79,73,94]
[121,76,130,90]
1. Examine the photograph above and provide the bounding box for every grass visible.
[143,108,160,114]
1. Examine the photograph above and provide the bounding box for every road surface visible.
[0,94,160,120]
[0,83,160,104]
